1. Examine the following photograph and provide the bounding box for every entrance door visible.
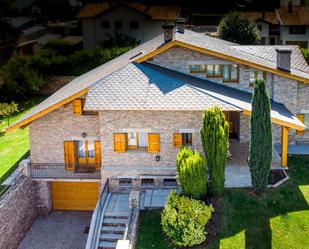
[224,111,240,139]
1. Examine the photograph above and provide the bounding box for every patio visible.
[225,139,281,187]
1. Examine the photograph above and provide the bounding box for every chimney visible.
[276,48,292,72]
[162,23,174,43]
[175,18,186,34]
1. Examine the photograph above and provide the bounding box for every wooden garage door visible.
[51,182,99,211]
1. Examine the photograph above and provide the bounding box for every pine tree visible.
[200,107,229,197]
[249,78,272,193]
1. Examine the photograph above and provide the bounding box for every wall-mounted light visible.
[155,155,160,162]
[82,132,87,138]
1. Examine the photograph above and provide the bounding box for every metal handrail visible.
[85,179,110,249]
[123,207,134,240]
[30,163,101,179]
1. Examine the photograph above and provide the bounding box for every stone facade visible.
[29,101,100,163]
[35,181,52,214]
[100,110,204,181]
[147,45,275,97]
[0,176,38,249]
[148,45,309,144]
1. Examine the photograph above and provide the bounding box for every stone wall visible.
[0,176,38,249]
[35,181,52,214]
[29,101,100,163]
[147,45,274,97]
[100,110,204,180]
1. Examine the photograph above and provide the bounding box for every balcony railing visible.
[30,163,101,179]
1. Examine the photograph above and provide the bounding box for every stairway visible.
[98,194,130,249]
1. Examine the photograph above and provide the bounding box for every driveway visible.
[18,211,92,249]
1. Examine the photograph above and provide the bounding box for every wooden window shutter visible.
[114,133,126,152]
[296,114,305,135]
[94,141,101,170]
[73,99,82,115]
[148,133,160,153]
[64,141,76,170]
[173,133,183,148]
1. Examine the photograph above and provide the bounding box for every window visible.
[257,25,262,31]
[207,65,222,77]
[223,64,239,82]
[64,140,101,170]
[163,178,177,186]
[189,64,206,73]
[101,21,110,29]
[289,26,306,34]
[130,21,139,29]
[114,21,122,29]
[249,70,266,86]
[114,133,159,153]
[141,178,154,186]
[119,178,132,186]
[173,133,192,148]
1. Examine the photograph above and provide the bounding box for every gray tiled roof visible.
[8,29,308,130]
[84,62,240,111]
[174,30,309,79]
[85,62,305,129]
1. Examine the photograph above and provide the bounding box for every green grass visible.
[136,156,309,249]
[0,96,45,188]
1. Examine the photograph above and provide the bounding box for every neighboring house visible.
[6,22,309,213]
[78,2,180,49]
[243,2,309,47]
[0,21,21,63]
[276,4,309,48]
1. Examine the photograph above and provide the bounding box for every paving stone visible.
[18,211,92,249]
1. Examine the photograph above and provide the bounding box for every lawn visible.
[136,156,309,249]
[0,96,45,190]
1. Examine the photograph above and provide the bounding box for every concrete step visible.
[98,240,117,249]
[104,211,129,218]
[102,226,125,233]
[103,218,127,225]
[100,233,124,241]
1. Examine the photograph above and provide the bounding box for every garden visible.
[135,79,309,248]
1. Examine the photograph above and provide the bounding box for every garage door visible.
[51,182,99,210]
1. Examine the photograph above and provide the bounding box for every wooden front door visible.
[51,182,99,210]
[224,111,240,139]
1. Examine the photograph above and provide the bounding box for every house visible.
[0,21,21,63]
[243,1,309,47]
[78,2,180,49]
[6,21,309,213]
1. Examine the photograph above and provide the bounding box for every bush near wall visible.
[302,48,309,64]
[161,191,213,247]
[177,147,207,199]
[0,45,131,101]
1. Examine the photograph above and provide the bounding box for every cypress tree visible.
[249,78,272,193]
[200,107,229,197]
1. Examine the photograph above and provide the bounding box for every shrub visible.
[43,38,78,56]
[218,12,261,44]
[0,102,18,125]
[201,107,229,197]
[0,56,45,100]
[161,191,213,247]
[177,148,207,199]
[176,146,193,172]
[249,78,272,193]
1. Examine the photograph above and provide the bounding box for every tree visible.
[177,148,207,199]
[0,102,18,126]
[201,107,229,197]
[217,12,261,45]
[249,78,272,193]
